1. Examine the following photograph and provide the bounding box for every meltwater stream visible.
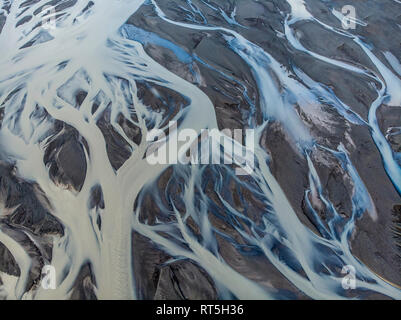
[0,0,401,299]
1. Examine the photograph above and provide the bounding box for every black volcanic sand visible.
[125,0,401,299]
[1,0,401,299]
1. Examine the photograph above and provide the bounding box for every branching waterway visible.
[0,0,401,299]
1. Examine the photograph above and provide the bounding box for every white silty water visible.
[0,0,400,299]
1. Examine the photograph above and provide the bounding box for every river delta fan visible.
[0,0,400,300]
